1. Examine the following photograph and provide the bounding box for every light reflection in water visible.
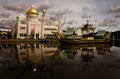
[0,43,113,66]
[0,43,58,72]
[0,43,120,79]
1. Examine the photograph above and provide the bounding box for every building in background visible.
[0,28,11,39]
[12,6,59,39]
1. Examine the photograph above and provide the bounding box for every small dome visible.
[26,6,39,15]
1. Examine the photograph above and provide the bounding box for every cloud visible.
[67,20,78,25]
[17,13,26,20]
[46,8,72,25]
[81,14,92,19]
[46,16,57,25]
[50,8,73,19]
[106,5,120,13]
[49,16,58,22]
[115,14,120,18]
[61,21,67,26]
[3,2,29,13]
[82,6,90,11]
[37,0,53,11]
[81,6,92,19]
[67,20,74,25]
[0,20,12,28]
[99,19,118,27]
[0,12,10,18]
[61,19,78,29]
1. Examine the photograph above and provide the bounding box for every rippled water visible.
[0,43,120,79]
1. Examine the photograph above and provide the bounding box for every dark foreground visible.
[0,43,120,79]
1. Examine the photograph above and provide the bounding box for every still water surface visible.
[0,43,120,79]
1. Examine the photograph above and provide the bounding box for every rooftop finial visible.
[86,20,89,23]
[16,16,20,19]
[43,9,46,13]
[31,5,35,8]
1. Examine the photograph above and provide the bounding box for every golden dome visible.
[26,6,39,15]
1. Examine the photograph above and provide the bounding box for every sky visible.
[0,0,120,31]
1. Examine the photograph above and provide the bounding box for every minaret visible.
[11,20,16,39]
[41,9,46,38]
[58,20,61,34]
[16,16,20,39]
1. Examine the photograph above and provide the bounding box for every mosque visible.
[12,6,59,39]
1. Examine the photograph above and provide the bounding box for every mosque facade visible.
[12,6,59,39]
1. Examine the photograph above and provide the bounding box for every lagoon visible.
[0,43,120,79]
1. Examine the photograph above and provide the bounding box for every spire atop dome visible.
[31,5,35,8]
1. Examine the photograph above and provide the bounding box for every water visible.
[0,43,120,79]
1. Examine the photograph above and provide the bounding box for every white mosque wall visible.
[12,6,59,39]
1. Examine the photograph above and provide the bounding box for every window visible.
[44,28,57,30]
[36,33,39,38]
[36,44,39,48]
[20,27,25,29]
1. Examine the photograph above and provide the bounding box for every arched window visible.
[36,33,39,38]
[19,33,22,37]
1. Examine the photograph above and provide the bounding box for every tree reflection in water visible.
[0,43,114,73]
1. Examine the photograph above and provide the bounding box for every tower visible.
[41,9,46,38]
[16,16,20,39]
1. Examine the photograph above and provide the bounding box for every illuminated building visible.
[12,6,59,39]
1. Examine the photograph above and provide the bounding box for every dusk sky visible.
[0,0,120,31]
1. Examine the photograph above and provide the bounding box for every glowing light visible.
[33,68,37,72]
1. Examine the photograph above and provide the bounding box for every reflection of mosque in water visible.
[14,43,58,64]
[0,44,57,72]
[0,43,112,71]
[0,44,111,64]
[0,44,57,64]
